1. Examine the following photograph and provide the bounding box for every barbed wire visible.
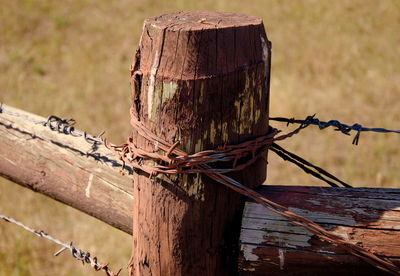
[0,103,104,153]
[270,114,400,145]
[270,143,352,188]
[0,103,133,174]
[2,102,400,274]
[0,214,122,276]
[110,107,400,275]
[0,103,350,188]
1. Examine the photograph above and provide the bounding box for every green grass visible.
[1,0,399,275]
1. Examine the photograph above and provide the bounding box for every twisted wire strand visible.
[108,109,400,275]
[0,103,104,152]
[270,115,400,145]
[106,108,303,175]
[205,172,400,275]
[0,215,121,276]
[106,108,349,188]
[3,102,399,273]
[270,143,352,188]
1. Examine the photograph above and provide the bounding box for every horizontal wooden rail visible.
[239,185,400,275]
[0,104,133,234]
[2,105,400,274]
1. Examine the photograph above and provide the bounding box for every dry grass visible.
[0,0,399,275]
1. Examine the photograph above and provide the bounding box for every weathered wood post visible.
[130,11,271,275]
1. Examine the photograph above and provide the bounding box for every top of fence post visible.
[129,11,271,276]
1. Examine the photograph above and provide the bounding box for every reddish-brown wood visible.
[239,186,400,275]
[130,11,271,276]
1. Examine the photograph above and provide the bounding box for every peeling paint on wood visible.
[239,186,400,275]
[161,81,178,104]
[242,244,260,262]
[278,248,285,270]
[260,35,270,80]
[85,174,94,198]
[131,11,270,276]
[148,50,160,120]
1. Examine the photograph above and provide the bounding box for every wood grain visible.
[239,185,400,275]
[130,11,271,276]
[2,108,399,276]
[0,104,133,234]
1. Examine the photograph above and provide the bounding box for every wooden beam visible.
[3,105,399,275]
[130,11,271,276]
[239,185,400,275]
[0,104,133,234]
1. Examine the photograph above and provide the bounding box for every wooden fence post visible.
[130,11,271,276]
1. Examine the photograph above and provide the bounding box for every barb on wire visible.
[110,108,400,275]
[106,108,312,177]
[203,170,400,276]
[0,214,121,276]
[270,114,400,145]
[0,104,104,153]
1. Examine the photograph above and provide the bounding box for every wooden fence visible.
[0,11,399,276]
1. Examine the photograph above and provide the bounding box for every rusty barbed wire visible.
[205,171,400,275]
[0,214,122,276]
[105,119,281,176]
[0,103,104,152]
[0,103,133,174]
[2,101,400,274]
[270,114,400,145]
[106,108,350,188]
[107,107,400,275]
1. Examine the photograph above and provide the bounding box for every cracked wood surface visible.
[0,104,133,234]
[1,106,399,276]
[239,186,400,275]
[130,11,271,276]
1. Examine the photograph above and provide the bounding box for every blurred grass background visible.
[0,0,399,275]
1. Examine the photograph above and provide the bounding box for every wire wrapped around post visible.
[107,109,400,276]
